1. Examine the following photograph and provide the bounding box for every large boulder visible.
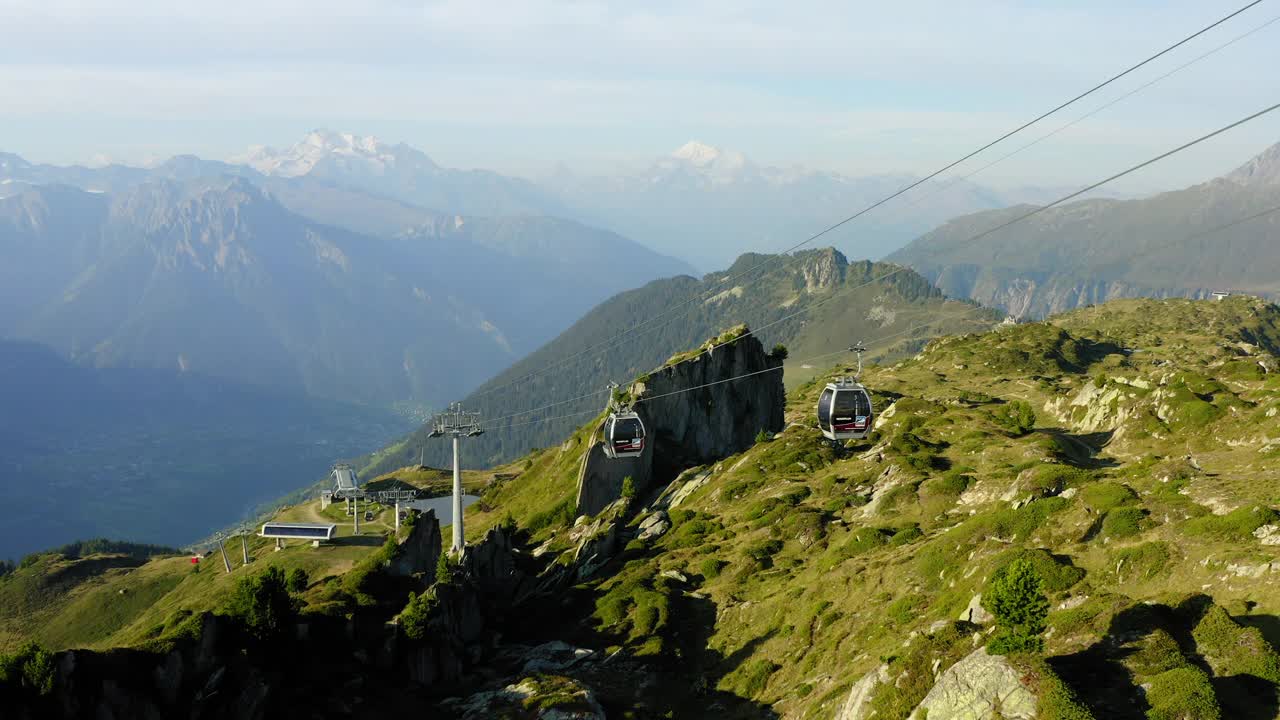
[908,647,1036,720]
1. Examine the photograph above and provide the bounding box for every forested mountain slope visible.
[363,248,1000,474]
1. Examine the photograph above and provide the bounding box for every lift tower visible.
[428,403,484,553]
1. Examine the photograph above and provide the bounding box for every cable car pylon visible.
[427,402,483,553]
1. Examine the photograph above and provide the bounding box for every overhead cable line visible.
[465,0,1266,404]
[899,11,1280,211]
[487,102,1280,432]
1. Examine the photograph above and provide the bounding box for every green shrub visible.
[755,429,772,444]
[842,527,889,557]
[435,551,459,585]
[1102,507,1147,539]
[1145,666,1221,720]
[992,549,1085,593]
[621,476,636,499]
[887,594,926,626]
[1192,604,1280,682]
[0,641,56,696]
[770,344,789,360]
[1185,505,1280,540]
[983,559,1048,655]
[921,470,971,497]
[667,512,724,549]
[398,590,437,641]
[1113,542,1173,582]
[285,568,309,594]
[1130,629,1185,676]
[700,558,727,579]
[890,526,924,546]
[222,566,296,639]
[993,399,1037,436]
[1080,482,1138,512]
[742,539,784,568]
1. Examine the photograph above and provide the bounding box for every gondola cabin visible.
[817,380,874,441]
[604,411,646,459]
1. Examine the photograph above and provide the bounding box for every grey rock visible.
[835,665,889,720]
[908,646,1036,720]
[520,641,596,674]
[659,569,688,584]
[637,511,671,541]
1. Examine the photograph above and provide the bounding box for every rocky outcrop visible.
[461,524,533,605]
[920,263,1275,320]
[576,331,784,516]
[387,509,442,577]
[908,647,1036,720]
[451,675,605,720]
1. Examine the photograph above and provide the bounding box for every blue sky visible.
[0,0,1277,192]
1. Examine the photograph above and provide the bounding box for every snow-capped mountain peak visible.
[233,129,437,178]
[671,141,723,166]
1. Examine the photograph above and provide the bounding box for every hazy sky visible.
[1,0,1278,191]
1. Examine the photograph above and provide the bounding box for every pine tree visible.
[983,558,1049,654]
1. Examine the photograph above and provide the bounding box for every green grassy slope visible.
[472,295,1280,717]
[6,296,1279,719]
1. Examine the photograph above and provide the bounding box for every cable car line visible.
[481,103,1280,437]
[897,11,1280,213]
[461,0,1265,405]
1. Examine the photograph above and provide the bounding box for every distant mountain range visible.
[0,170,692,409]
[5,131,1113,273]
[542,140,1123,271]
[888,142,1280,317]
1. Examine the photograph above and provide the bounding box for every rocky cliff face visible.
[387,509,442,577]
[926,264,1235,319]
[576,330,785,515]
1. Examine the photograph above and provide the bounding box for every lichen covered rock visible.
[908,646,1036,720]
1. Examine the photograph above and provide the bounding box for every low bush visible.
[1192,604,1280,682]
[991,548,1085,593]
[1145,666,1221,720]
[1112,542,1173,582]
[1101,507,1148,539]
[1080,482,1138,512]
[1185,505,1279,540]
